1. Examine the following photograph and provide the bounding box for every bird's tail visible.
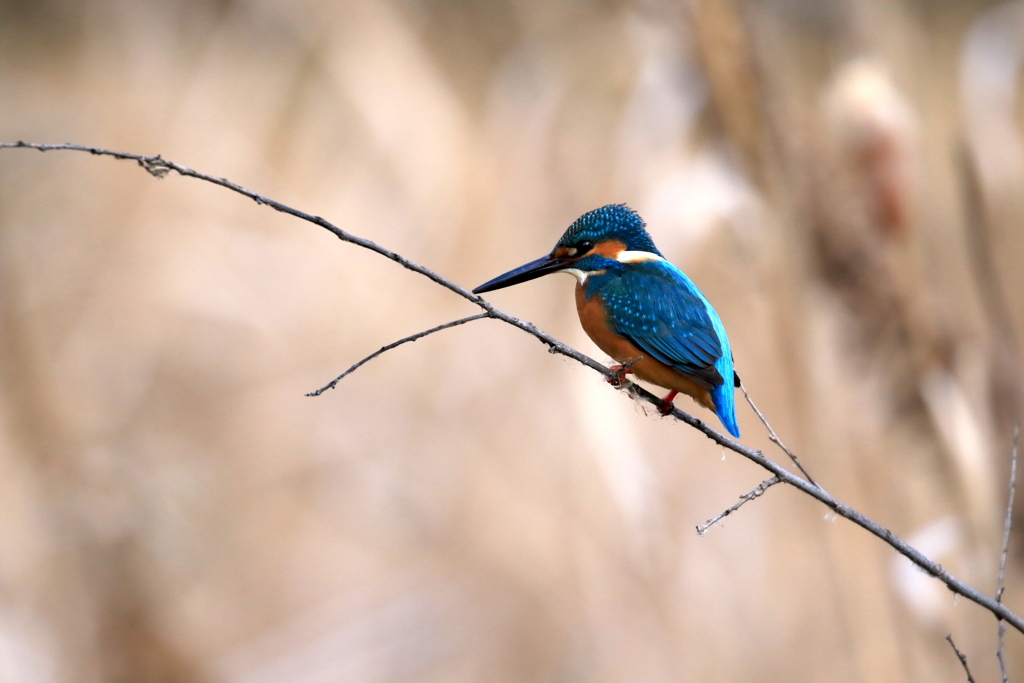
[712,380,741,438]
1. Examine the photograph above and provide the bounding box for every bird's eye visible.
[577,240,594,253]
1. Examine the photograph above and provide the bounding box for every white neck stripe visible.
[617,251,664,264]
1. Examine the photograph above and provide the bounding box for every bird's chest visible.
[575,283,640,363]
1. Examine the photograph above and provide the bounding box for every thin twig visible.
[945,634,977,683]
[0,143,614,371]
[6,140,1024,634]
[306,313,492,396]
[741,384,819,488]
[997,425,1019,683]
[697,476,781,535]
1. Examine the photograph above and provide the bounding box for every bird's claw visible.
[657,390,679,416]
[607,363,633,388]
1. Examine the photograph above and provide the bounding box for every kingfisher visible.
[473,204,740,437]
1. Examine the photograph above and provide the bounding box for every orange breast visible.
[575,284,714,411]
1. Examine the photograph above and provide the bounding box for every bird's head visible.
[473,204,663,294]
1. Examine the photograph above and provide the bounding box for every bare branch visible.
[996,426,1018,603]
[945,634,977,683]
[997,425,1019,682]
[0,142,607,374]
[306,313,492,396]
[697,476,781,535]
[741,383,819,488]
[5,140,1024,634]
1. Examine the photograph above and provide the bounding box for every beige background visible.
[0,0,1022,680]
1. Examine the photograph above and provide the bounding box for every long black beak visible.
[473,255,572,294]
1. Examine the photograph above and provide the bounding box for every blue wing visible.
[599,261,725,389]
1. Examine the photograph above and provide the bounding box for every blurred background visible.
[0,0,1022,680]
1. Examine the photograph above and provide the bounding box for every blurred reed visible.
[0,0,1021,681]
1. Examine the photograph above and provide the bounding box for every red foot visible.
[607,364,634,388]
[657,391,680,416]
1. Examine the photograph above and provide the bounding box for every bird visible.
[473,204,740,438]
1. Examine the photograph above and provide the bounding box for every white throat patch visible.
[562,268,588,284]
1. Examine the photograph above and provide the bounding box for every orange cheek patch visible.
[593,239,626,259]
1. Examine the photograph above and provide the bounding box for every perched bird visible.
[474,204,740,437]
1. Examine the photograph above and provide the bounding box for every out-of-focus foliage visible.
[0,0,1021,681]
